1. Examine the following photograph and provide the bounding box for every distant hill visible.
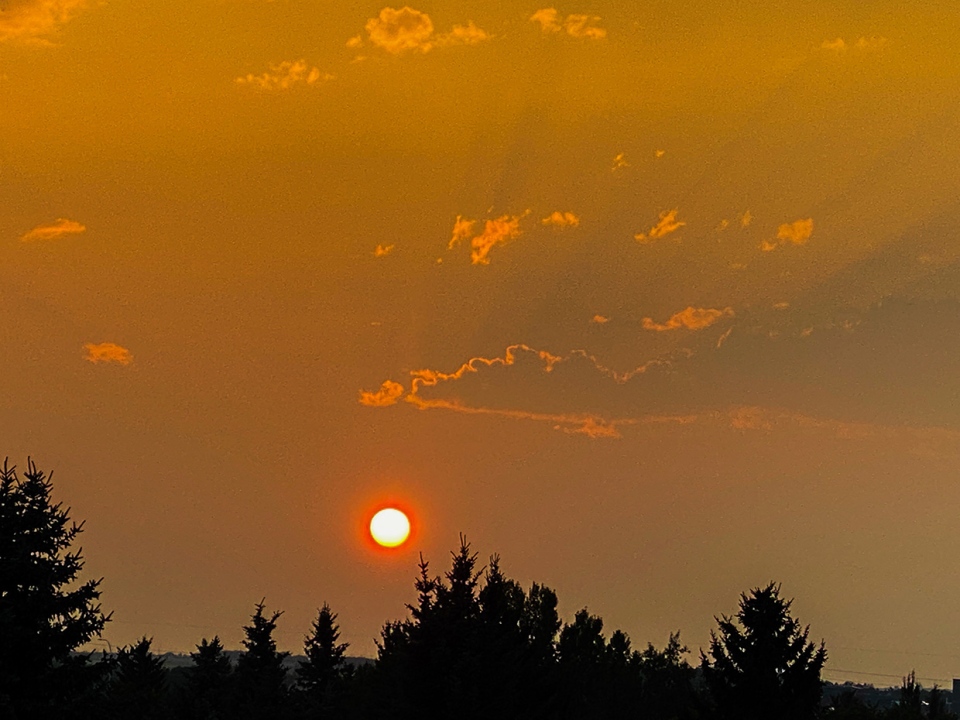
[156,651,374,671]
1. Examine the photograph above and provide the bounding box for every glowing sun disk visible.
[370,508,411,548]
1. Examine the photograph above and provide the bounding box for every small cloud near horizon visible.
[642,306,734,332]
[635,209,684,243]
[83,342,133,366]
[21,218,86,242]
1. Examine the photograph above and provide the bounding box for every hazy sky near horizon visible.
[3,0,960,686]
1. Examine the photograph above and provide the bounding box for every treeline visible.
[1,459,955,720]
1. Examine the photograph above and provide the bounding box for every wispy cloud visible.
[634,209,684,243]
[20,218,86,242]
[530,8,606,39]
[611,152,629,171]
[360,344,680,438]
[374,244,395,257]
[236,61,332,90]
[642,306,734,332]
[448,213,526,265]
[448,215,475,249]
[541,211,579,228]
[0,0,92,44]
[761,218,813,252]
[83,342,133,366]
[821,36,887,52]
[359,380,405,407]
[362,6,489,55]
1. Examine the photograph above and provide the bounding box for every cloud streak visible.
[83,342,133,366]
[20,218,86,242]
[236,61,332,90]
[542,211,580,228]
[642,306,734,332]
[635,209,685,243]
[530,8,606,39]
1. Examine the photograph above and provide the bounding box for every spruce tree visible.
[701,583,827,720]
[0,458,110,717]
[235,600,289,720]
[296,604,350,715]
[185,636,233,720]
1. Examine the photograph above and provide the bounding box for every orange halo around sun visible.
[369,507,411,548]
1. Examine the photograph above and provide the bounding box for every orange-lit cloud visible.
[541,211,579,228]
[83,342,133,366]
[374,244,395,257]
[21,217,86,242]
[466,214,524,265]
[634,209,685,243]
[591,314,609,324]
[363,7,488,55]
[439,21,489,47]
[530,8,606,39]
[642,306,734,332]
[761,217,813,251]
[611,152,629,170]
[0,0,92,44]
[740,210,752,227]
[359,380,405,407]
[236,61,331,90]
[448,215,475,249]
[822,36,887,52]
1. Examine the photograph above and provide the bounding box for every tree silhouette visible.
[701,582,827,720]
[185,635,233,720]
[0,458,110,718]
[296,603,350,716]
[235,600,290,720]
[108,637,168,720]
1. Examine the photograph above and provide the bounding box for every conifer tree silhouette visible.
[0,458,110,718]
[235,600,290,720]
[702,583,827,720]
[296,603,350,716]
[109,637,168,720]
[185,635,233,720]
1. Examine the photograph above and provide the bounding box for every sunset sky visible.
[3,0,960,686]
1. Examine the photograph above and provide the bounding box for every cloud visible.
[541,211,579,228]
[374,244,394,257]
[236,61,332,90]
[469,215,524,265]
[448,215,475,249]
[530,8,606,39]
[591,314,609,324]
[346,35,363,48]
[642,306,734,332]
[359,380,405,407]
[360,343,687,438]
[363,7,489,54]
[439,21,489,47]
[822,36,887,52]
[449,213,526,265]
[83,342,133,366]
[0,0,92,44]
[20,217,86,242]
[634,209,685,243]
[761,217,813,251]
[611,152,629,171]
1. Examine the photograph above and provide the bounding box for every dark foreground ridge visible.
[1,458,954,720]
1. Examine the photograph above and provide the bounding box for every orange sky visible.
[3,0,960,686]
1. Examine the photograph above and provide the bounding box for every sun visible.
[369,508,411,548]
